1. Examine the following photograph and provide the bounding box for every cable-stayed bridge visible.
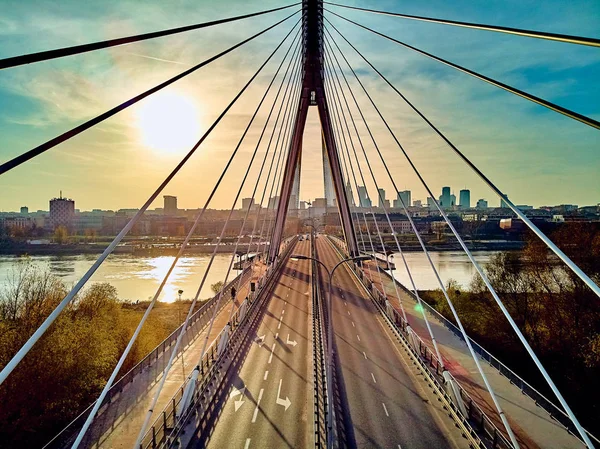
[0,1,599,448]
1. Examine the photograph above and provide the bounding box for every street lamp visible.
[291,253,372,449]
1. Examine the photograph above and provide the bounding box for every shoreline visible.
[0,239,524,256]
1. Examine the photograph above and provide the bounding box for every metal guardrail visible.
[140,236,299,449]
[44,267,252,449]
[377,266,600,446]
[328,233,599,445]
[310,233,328,448]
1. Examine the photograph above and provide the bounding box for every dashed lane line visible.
[382,402,389,417]
[371,372,377,384]
[264,370,269,381]
[356,334,361,342]
[268,344,275,364]
[252,389,264,423]
[244,439,251,449]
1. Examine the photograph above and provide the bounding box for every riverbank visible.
[0,239,523,256]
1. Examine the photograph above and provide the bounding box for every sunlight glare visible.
[135,90,201,154]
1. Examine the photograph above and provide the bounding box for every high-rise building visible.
[439,186,452,208]
[459,189,470,209]
[299,201,307,210]
[322,136,335,207]
[427,197,437,210]
[345,180,355,206]
[500,196,509,208]
[393,190,411,209]
[163,195,178,216]
[242,198,254,211]
[413,200,422,207]
[49,192,74,230]
[20,206,29,215]
[289,195,298,210]
[357,186,371,208]
[477,199,488,209]
[377,188,386,208]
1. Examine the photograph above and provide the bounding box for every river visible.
[382,251,497,291]
[0,250,498,303]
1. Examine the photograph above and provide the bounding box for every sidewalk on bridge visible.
[361,261,585,449]
[87,261,267,449]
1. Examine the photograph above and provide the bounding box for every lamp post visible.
[291,253,372,448]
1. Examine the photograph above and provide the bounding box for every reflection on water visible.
[0,251,499,302]
[384,251,496,290]
[0,254,242,303]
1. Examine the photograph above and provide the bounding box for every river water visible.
[0,251,497,303]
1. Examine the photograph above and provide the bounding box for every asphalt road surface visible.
[202,239,313,449]
[315,236,468,449]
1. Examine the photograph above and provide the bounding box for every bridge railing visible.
[376,267,600,446]
[354,266,511,449]
[139,236,299,449]
[43,266,252,449]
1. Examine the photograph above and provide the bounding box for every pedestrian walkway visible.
[80,261,267,449]
[361,261,586,449]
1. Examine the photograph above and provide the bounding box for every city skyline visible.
[0,0,598,212]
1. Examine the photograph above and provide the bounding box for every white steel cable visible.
[131,27,302,447]
[326,23,593,448]
[0,11,300,390]
[325,38,520,447]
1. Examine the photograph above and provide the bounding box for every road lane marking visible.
[252,389,264,422]
[363,351,367,359]
[356,334,361,342]
[278,316,282,329]
[344,301,347,306]
[352,321,355,327]
[244,439,251,449]
[281,309,285,315]
[371,373,377,384]
[347,311,350,315]
[264,371,269,380]
[275,333,279,340]
[276,379,292,411]
[268,344,275,363]
[382,402,389,417]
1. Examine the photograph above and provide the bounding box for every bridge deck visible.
[86,262,266,449]
[317,236,468,449]
[360,260,586,449]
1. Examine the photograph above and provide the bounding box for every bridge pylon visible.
[269,0,359,262]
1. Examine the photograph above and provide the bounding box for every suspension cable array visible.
[0,2,598,448]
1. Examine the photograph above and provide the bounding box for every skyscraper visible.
[394,190,412,209]
[163,195,177,216]
[459,189,470,209]
[322,135,335,207]
[377,188,386,208]
[345,180,355,206]
[357,186,371,208]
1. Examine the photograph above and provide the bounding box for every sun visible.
[135,90,201,154]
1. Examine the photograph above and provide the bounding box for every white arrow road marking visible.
[252,389,264,423]
[286,334,297,347]
[234,387,246,411]
[276,379,291,411]
[230,387,242,398]
[255,335,265,347]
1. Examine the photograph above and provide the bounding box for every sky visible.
[0,0,598,212]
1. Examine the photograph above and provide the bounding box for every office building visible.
[242,198,254,211]
[377,188,386,208]
[477,199,488,209]
[163,195,178,216]
[357,186,371,208]
[439,186,454,208]
[49,192,75,230]
[459,189,471,209]
[20,206,28,215]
